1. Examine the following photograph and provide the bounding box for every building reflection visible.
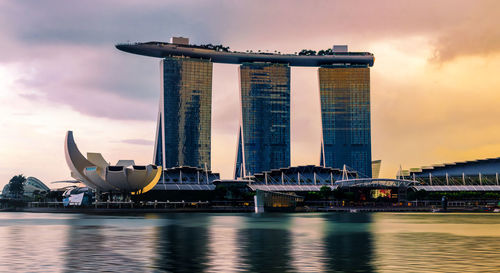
[371,213,500,272]
[1,224,67,272]
[155,214,210,273]
[205,216,245,272]
[63,216,154,272]
[237,214,294,273]
[63,221,108,272]
[290,215,327,272]
[7,212,500,272]
[322,213,375,273]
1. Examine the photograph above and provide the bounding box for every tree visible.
[8,174,26,198]
[319,185,332,199]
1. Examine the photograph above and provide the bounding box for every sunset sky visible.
[1,0,500,189]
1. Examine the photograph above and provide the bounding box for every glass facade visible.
[319,65,372,177]
[235,63,290,178]
[154,57,213,169]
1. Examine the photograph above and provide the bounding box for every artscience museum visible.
[64,131,162,194]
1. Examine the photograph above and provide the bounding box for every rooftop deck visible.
[116,42,375,67]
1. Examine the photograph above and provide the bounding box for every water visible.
[1,212,500,272]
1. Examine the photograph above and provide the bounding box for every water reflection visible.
[322,214,374,273]
[206,216,245,272]
[238,214,294,273]
[0,213,68,273]
[289,214,327,272]
[372,213,500,272]
[63,216,156,272]
[1,212,500,272]
[155,214,211,273]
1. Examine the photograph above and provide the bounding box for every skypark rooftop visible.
[116,41,374,67]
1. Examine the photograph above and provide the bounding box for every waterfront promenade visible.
[6,199,498,213]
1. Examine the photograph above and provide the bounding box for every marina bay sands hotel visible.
[116,37,375,178]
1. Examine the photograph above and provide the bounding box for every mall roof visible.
[412,185,500,192]
[409,157,500,177]
[248,185,337,192]
[116,42,375,67]
[252,165,357,176]
[153,184,216,191]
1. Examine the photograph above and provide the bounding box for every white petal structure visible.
[87,153,109,171]
[84,166,116,191]
[116,160,135,167]
[64,131,162,193]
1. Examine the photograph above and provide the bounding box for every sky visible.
[1,0,500,189]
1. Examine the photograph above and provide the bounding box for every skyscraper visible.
[319,65,372,177]
[117,39,375,178]
[154,57,213,169]
[235,63,291,178]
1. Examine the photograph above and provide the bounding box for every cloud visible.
[0,0,222,121]
[120,139,155,146]
[431,16,500,62]
[0,0,219,47]
[5,44,160,120]
[211,0,500,63]
[0,0,498,124]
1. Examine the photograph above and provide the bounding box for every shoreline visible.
[2,206,497,214]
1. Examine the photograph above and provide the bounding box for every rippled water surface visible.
[1,212,500,272]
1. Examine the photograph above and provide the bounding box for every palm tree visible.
[8,174,26,199]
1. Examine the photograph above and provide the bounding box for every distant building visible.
[1,176,49,198]
[333,45,348,53]
[235,63,291,178]
[2,183,10,197]
[319,62,372,177]
[169,36,189,45]
[372,160,382,179]
[24,177,50,196]
[154,57,213,170]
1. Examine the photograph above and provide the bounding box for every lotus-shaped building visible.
[64,131,162,194]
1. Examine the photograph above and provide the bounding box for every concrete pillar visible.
[254,194,264,213]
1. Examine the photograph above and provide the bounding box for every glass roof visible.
[154,184,215,191]
[412,185,500,192]
[248,185,337,192]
